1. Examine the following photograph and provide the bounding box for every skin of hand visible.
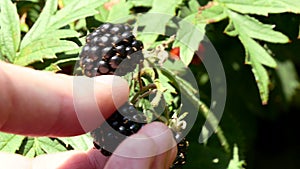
[0,61,177,169]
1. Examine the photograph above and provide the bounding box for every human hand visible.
[0,61,177,169]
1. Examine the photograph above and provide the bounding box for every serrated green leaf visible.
[226,10,289,43]
[138,13,172,35]
[238,35,277,68]
[0,0,21,62]
[247,48,270,105]
[276,60,300,102]
[199,3,228,23]
[49,0,103,30]
[22,138,36,158]
[0,133,25,153]
[15,39,78,66]
[21,137,66,157]
[21,0,102,49]
[219,0,300,16]
[58,134,93,151]
[44,57,79,72]
[227,145,245,169]
[224,20,238,36]
[173,13,206,66]
[95,0,133,23]
[21,0,58,48]
[137,0,183,42]
[150,0,182,14]
[38,137,67,153]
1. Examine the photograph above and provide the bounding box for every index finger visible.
[0,61,129,137]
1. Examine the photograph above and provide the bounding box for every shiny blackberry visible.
[91,102,146,156]
[79,23,144,77]
[170,138,189,169]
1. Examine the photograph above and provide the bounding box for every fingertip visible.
[138,122,178,168]
[105,134,156,169]
[72,75,129,133]
[139,122,177,153]
[94,75,130,114]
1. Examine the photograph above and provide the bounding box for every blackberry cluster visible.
[91,102,146,156]
[80,23,188,169]
[79,23,144,77]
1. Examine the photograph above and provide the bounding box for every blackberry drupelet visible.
[79,23,144,77]
[91,102,146,156]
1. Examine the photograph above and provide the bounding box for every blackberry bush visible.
[79,23,189,169]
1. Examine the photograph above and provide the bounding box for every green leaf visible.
[173,13,206,66]
[172,41,194,66]
[226,10,289,43]
[198,3,228,23]
[238,35,277,68]
[227,145,245,169]
[247,48,270,105]
[188,0,201,14]
[0,0,21,62]
[62,0,75,6]
[219,0,300,16]
[49,0,103,30]
[41,29,79,40]
[21,0,58,48]
[0,133,25,153]
[21,0,102,49]
[137,34,159,49]
[137,0,183,45]
[58,134,93,151]
[44,57,79,72]
[38,137,67,153]
[21,137,67,157]
[21,138,42,157]
[276,60,300,102]
[224,20,238,36]
[150,0,182,14]
[138,13,172,35]
[95,0,133,23]
[15,39,78,66]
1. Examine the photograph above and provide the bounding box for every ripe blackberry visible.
[91,102,146,156]
[79,23,144,77]
[170,138,189,169]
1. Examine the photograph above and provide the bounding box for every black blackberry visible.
[91,102,146,156]
[170,138,189,169]
[79,23,144,77]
